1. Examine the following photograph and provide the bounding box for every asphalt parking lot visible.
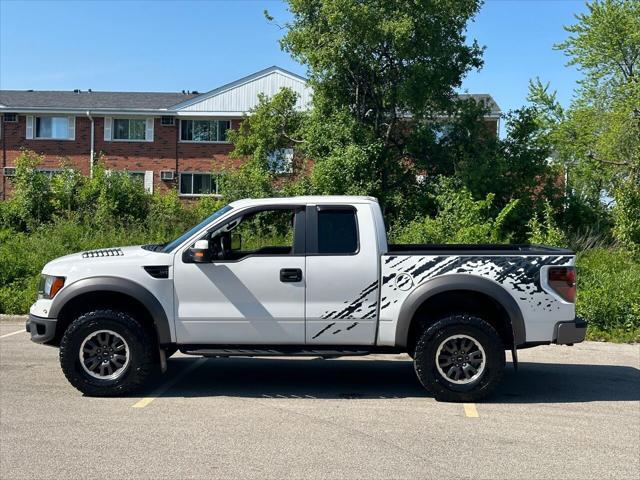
[1,318,639,479]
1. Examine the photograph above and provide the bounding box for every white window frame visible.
[179,119,231,144]
[178,172,220,197]
[107,117,154,142]
[30,115,75,141]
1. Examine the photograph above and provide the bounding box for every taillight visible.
[548,267,576,303]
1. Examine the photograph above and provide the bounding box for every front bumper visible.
[25,314,57,344]
[554,317,587,345]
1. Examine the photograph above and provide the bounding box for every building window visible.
[267,148,294,174]
[113,118,146,140]
[35,116,72,139]
[39,168,62,178]
[125,171,146,183]
[180,120,230,143]
[179,172,219,196]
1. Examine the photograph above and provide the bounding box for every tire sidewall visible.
[60,313,149,395]
[414,315,505,401]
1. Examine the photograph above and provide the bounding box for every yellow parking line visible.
[0,330,24,339]
[463,403,479,417]
[132,357,208,408]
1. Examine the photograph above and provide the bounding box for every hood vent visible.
[81,248,124,258]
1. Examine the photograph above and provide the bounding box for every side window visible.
[210,208,299,260]
[235,209,295,254]
[317,209,358,254]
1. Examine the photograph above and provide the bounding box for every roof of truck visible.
[229,196,379,208]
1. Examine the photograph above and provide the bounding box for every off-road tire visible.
[59,309,159,396]
[413,314,505,402]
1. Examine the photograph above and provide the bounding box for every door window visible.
[317,209,358,254]
[210,207,301,260]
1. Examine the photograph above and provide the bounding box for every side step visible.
[180,346,377,358]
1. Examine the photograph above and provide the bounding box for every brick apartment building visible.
[0,66,501,199]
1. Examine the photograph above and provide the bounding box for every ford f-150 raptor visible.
[27,196,586,401]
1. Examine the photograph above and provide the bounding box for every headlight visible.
[38,275,65,300]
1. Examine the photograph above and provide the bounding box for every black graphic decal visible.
[380,254,574,313]
[312,323,336,339]
[320,281,379,320]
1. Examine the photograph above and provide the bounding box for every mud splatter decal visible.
[312,322,336,339]
[320,280,379,320]
[381,254,573,314]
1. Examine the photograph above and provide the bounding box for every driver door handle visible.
[280,268,302,283]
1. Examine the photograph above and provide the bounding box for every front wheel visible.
[59,309,159,396]
[413,314,505,402]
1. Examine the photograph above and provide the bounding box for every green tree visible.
[272,0,484,219]
[532,0,640,247]
[224,89,306,201]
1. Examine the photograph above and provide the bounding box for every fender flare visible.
[394,274,526,348]
[49,276,172,345]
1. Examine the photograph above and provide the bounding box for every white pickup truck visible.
[27,196,585,401]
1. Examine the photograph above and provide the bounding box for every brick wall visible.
[1,116,245,198]
[1,115,501,198]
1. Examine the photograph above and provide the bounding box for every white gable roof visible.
[171,66,311,116]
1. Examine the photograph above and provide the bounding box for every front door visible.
[173,206,306,345]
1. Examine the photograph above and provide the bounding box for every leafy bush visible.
[527,200,568,247]
[1,150,53,230]
[577,248,640,342]
[0,150,230,314]
[390,178,518,244]
[612,178,640,256]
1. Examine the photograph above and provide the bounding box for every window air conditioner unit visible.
[160,170,175,181]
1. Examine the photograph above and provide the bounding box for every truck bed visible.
[387,244,574,256]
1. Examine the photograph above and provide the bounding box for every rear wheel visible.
[413,314,505,402]
[59,309,159,396]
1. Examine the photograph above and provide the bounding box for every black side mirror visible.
[187,239,212,263]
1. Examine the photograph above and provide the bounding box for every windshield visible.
[161,205,233,253]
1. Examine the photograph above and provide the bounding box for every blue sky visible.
[1,0,586,118]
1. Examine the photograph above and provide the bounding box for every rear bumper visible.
[26,314,57,344]
[554,317,587,345]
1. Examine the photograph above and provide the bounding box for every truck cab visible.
[27,196,585,401]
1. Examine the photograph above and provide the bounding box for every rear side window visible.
[318,209,358,254]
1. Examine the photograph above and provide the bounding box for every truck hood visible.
[41,245,166,276]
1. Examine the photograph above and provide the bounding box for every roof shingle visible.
[0,90,198,110]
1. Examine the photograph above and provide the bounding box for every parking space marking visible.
[0,329,25,339]
[132,357,208,408]
[463,403,479,417]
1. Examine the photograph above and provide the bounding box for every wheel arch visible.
[49,277,172,346]
[395,274,525,351]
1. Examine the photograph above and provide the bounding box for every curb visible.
[0,314,28,323]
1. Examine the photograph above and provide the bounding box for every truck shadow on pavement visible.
[143,357,640,403]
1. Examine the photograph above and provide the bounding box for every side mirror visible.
[189,239,211,263]
[231,233,242,251]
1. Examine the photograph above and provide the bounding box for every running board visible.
[179,346,393,357]
[181,348,371,357]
